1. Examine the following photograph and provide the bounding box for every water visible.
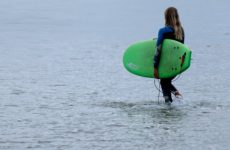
[0,0,230,149]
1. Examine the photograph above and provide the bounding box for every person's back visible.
[160,27,184,43]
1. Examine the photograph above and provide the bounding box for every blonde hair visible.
[164,7,183,40]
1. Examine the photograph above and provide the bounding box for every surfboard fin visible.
[180,52,186,68]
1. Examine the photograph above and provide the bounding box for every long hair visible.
[164,7,183,40]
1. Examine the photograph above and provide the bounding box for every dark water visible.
[0,0,230,149]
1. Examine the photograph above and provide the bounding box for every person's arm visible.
[153,30,163,78]
[154,27,173,68]
[153,44,162,78]
[153,27,173,78]
[153,45,162,69]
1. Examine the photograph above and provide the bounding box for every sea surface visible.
[0,0,230,150]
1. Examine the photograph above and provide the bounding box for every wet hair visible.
[164,7,183,40]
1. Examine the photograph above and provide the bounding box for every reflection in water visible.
[102,100,187,129]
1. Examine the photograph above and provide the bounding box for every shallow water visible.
[0,0,230,149]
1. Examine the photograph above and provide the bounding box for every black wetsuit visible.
[154,26,185,102]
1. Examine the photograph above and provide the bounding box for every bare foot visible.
[173,91,183,99]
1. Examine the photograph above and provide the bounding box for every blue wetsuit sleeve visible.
[154,27,173,68]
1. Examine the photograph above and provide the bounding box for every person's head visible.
[164,7,183,40]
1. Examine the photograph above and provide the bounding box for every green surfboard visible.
[123,39,192,78]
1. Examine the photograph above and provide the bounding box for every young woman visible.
[154,7,184,103]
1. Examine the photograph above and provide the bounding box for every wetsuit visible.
[154,26,185,102]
